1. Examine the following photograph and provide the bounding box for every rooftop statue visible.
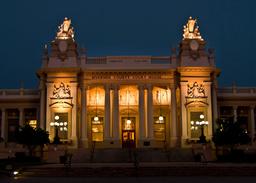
[56,17,74,40]
[183,17,203,41]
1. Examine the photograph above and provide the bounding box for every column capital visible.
[250,105,255,110]
[138,84,146,90]
[168,83,176,90]
[233,105,238,110]
[104,84,111,92]
[81,83,89,89]
[146,84,153,90]
[112,84,120,91]
[19,107,24,111]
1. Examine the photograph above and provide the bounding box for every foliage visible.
[212,118,251,146]
[16,124,50,156]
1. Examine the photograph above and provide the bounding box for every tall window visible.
[154,116,166,141]
[190,112,205,138]
[24,108,37,128]
[53,113,68,140]
[91,117,104,142]
[7,109,19,142]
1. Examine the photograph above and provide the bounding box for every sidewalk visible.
[18,162,256,177]
[27,161,256,168]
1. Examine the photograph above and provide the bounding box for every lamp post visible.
[50,115,61,144]
[197,114,208,144]
[50,115,68,144]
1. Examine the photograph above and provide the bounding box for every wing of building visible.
[0,17,256,160]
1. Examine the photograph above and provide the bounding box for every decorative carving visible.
[52,82,71,99]
[56,17,74,40]
[183,17,203,41]
[186,82,206,98]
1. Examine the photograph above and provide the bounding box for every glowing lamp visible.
[94,116,99,121]
[200,114,204,119]
[126,119,131,124]
[159,115,164,121]
[55,115,60,120]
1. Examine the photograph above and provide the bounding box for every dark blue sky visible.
[0,0,255,88]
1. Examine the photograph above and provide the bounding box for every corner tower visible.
[177,17,220,147]
[37,18,83,147]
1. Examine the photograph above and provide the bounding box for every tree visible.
[16,124,50,157]
[213,118,251,147]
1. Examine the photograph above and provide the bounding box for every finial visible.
[56,17,74,40]
[183,16,203,40]
[43,44,48,55]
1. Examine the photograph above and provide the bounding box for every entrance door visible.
[121,117,136,148]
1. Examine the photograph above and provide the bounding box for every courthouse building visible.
[0,17,256,150]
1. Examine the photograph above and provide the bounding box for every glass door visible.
[121,117,136,148]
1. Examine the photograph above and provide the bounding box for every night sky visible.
[0,0,255,88]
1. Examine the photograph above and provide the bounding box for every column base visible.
[104,139,122,148]
[79,138,89,148]
[170,137,178,148]
[70,137,78,149]
[137,138,161,148]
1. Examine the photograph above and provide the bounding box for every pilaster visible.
[104,84,111,140]
[138,84,145,145]
[170,85,177,147]
[250,105,255,143]
[80,84,88,147]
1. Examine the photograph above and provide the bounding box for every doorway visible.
[121,117,136,148]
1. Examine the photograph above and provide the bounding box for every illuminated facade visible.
[0,17,256,150]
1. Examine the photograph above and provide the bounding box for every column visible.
[104,84,111,139]
[139,85,145,140]
[39,78,46,129]
[1,109,5,139]
[212,81,218,131]
[170,86,177,147]
[250,105,255,143]
[71,83,78,146]
[81,84,88,147]
[147,84,153,139]
[19,108,24,126]
[233,106,238,122]
[113,85,120,140]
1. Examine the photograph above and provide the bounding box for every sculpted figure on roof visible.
[56,17,74,40]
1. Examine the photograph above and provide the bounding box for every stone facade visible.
[0,17,256,152]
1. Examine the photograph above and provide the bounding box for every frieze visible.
[89,72,172,80]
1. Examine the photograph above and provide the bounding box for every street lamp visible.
[196,114,208,143]
[50,115,61,144]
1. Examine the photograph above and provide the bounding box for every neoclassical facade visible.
[0,17,255,149]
